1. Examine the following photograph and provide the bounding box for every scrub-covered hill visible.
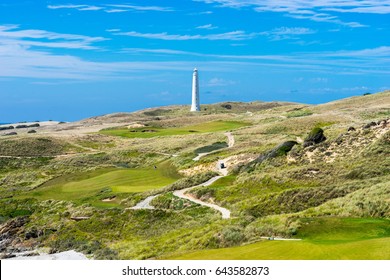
[0,91,389,260]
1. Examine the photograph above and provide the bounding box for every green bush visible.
[194,142,228,154]
[286,109,313,118]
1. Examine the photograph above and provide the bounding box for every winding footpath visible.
[130,195,158,210]
[193,132,234,161]
[132,132,234,219]
[173,175,231,219]
[173,132,234,219]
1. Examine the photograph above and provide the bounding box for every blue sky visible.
[0,0,389,122]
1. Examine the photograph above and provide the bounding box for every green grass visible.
[100,121,249,138]
[296,217,390,243]
[167,217,390,260]
[168,237,390,260]
[285,109,313,118]
[21,166,179,205]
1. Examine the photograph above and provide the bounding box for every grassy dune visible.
[100,121,249,138]
[1,91,389,260]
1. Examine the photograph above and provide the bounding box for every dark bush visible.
[195,142,228,154]
[28,123,40,128]
[0,126,14,131]
[15,125,28,129]
[303,127,326,147]
[2,132,17,136]
[221,104,232,110]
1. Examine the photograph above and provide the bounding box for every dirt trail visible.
[173,176,231,219]
[130,132,235,218]
[130,195,158,210]
[175,132,235,218]
[225,132,235,147]
[193,132,234,161]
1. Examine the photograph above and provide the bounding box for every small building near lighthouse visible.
[190,68,200,112]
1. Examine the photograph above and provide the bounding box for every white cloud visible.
[0,25,107,50]
[261,27,316,40]
[207,78,236,86]
[120,48,200,56]
[115,46,390,75]
[105,9,128,13]
[48,5,86,9]
[48,4,103,11]
[47,3,174,13]
[323,6,390,14]
[194,0,386,27]
[1,25,388,80]
[106,28,121,32]
[311,77,329,83]
[196,24,218,29]
[114,30,258,40]
[106,4,174,12]
[78,6,103,11]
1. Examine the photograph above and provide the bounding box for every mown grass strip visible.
[100,121,249,139]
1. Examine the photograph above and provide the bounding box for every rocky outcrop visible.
[363,121,377,129]
[303,127,326,147]
[0,216,30,258]
[2,132,17,136]
[237,140,299,173]
[256,141,298,164]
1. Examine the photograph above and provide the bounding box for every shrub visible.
[303,127,326,147]
[194,142,228,154]
[286,109,313,118]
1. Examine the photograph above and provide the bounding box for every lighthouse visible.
[190,68,200,112]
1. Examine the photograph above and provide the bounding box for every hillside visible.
[0,91,389,260]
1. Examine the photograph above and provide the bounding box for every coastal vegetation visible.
[0,91,389,260]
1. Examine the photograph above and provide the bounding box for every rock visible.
[25,229,43,239]
[0,217,30,253]
[363,121,377,129]
[221,104,232,110]
[378,119,388,127]
[2,132,17,136]
[0,253,16,259]
[70,216,90,221]
[303,127,326,147]
[27,123,40,128]
[22,251,40,257]
[335,134,344,145]
[15,125,28,129]
[255,141,298,163]
[347,127,356,132]
[0,126,14,131]
[27,130,37,134]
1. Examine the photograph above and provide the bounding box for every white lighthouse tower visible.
[190,68,200,112]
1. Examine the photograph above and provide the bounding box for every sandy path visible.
[173,175,231,219]
[177,132,235,218]
[130,195,158,210]
[193,132,235,161]
[128,133,235,216]
[192,152,209,161]
[259,237,302,241]
[225,132,235,147]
